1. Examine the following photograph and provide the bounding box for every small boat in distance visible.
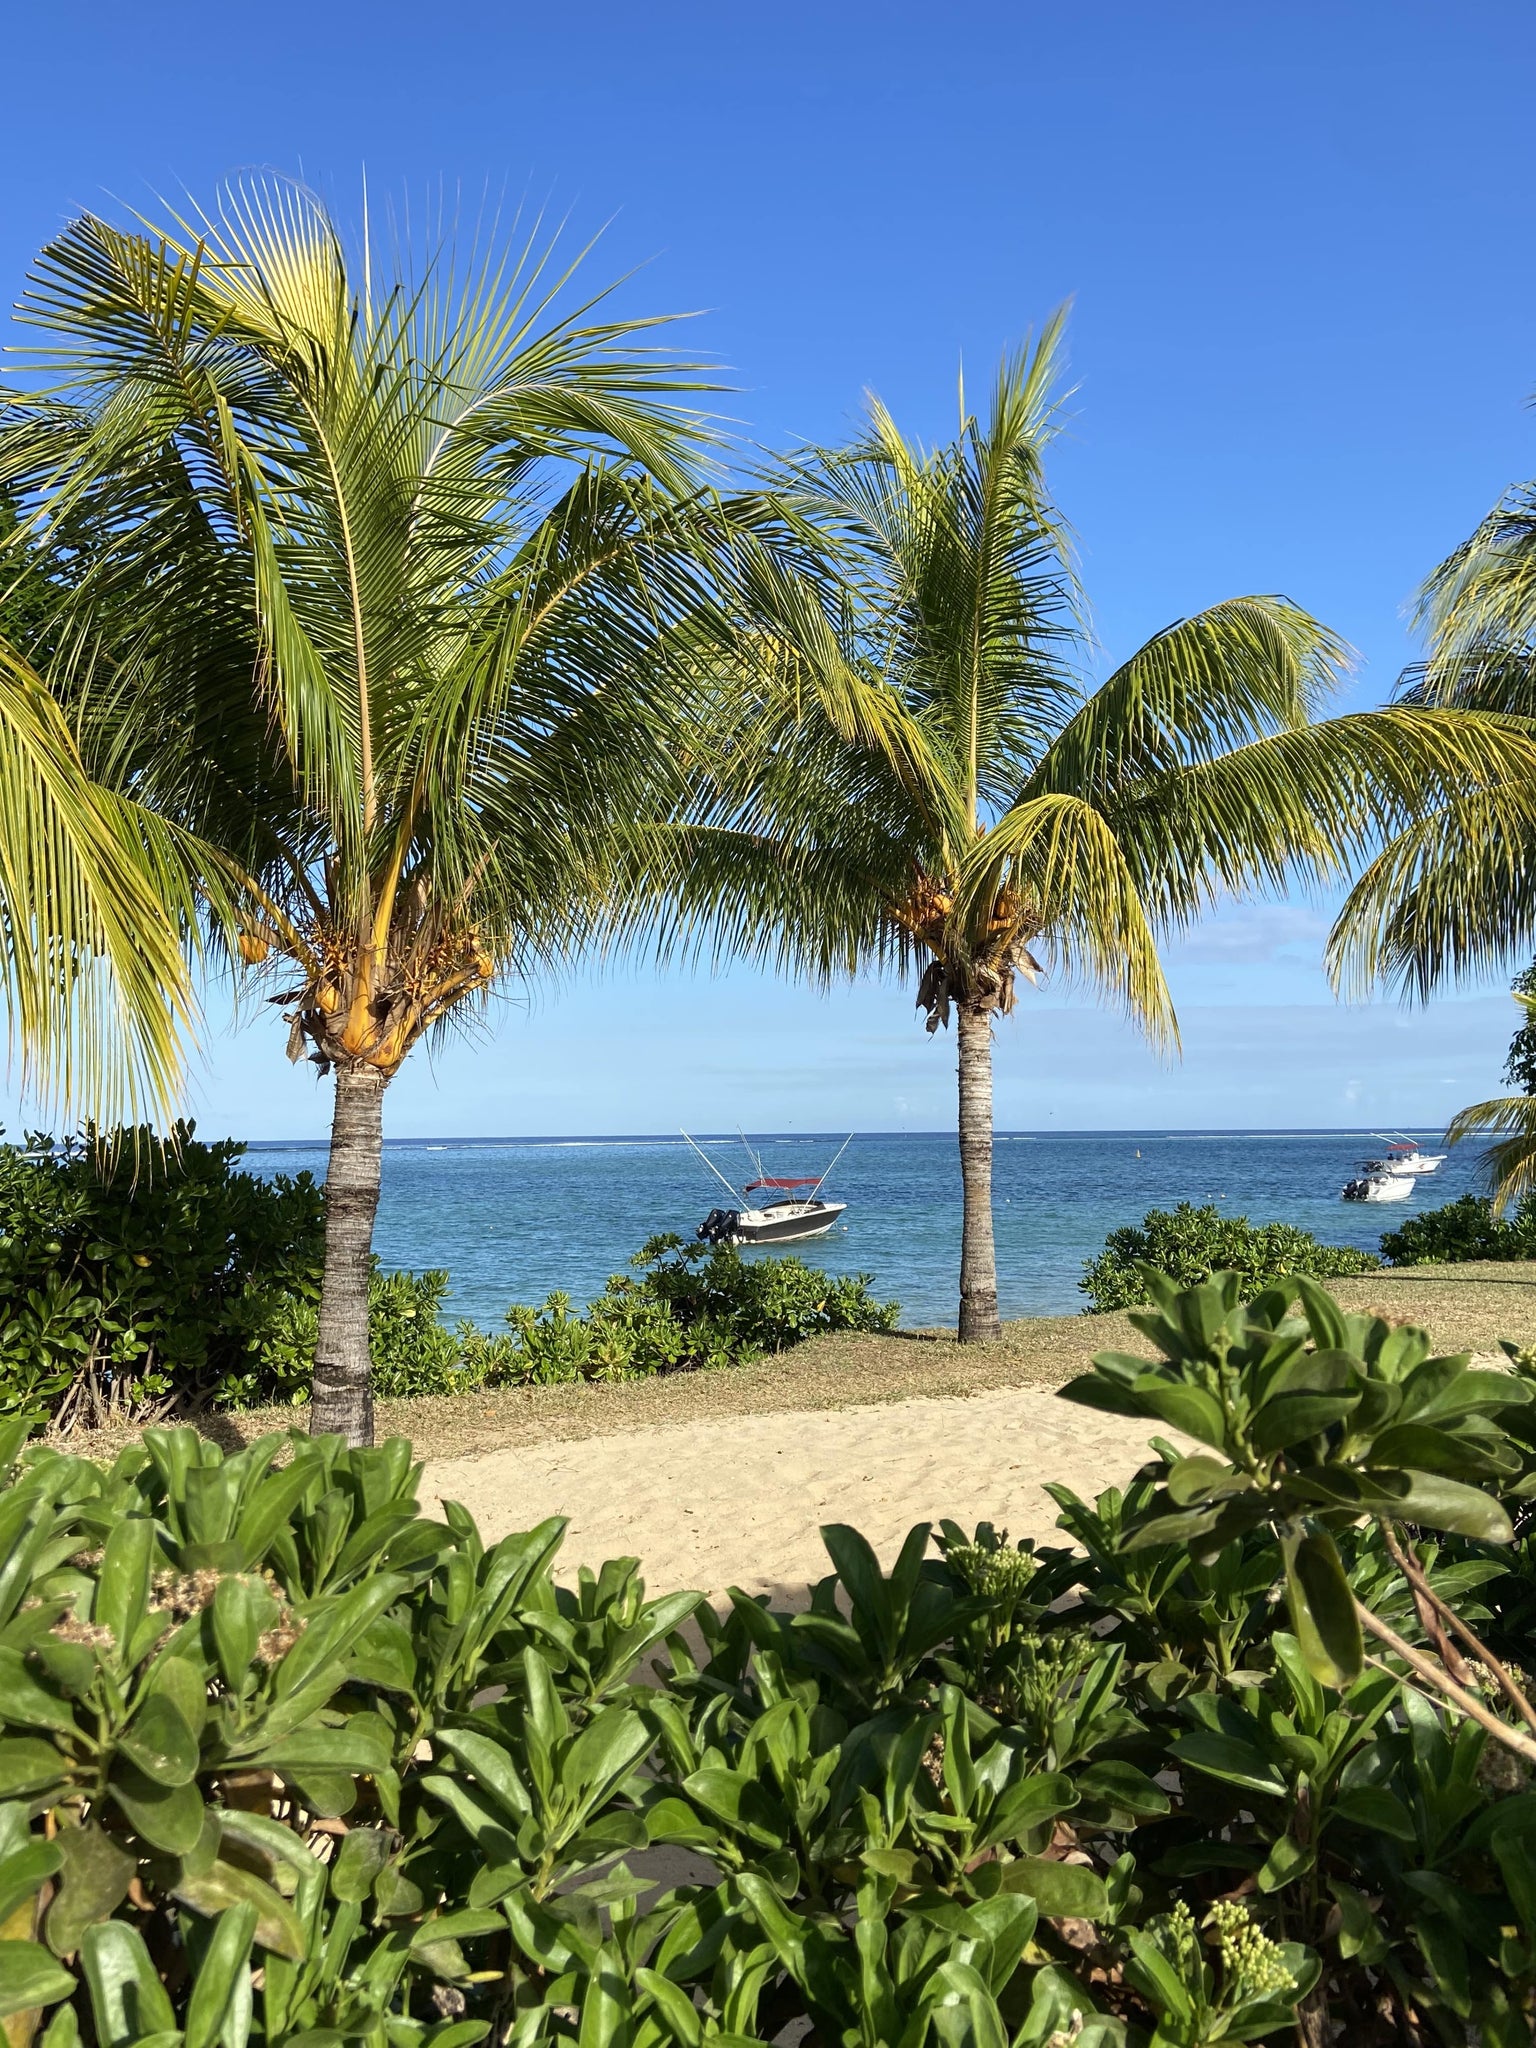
[1341,1162,1415,1203]
[683,1131,852,1246]
[1372,1135,1447,1177]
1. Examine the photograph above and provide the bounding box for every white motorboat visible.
[684,1131,853,1247]
[1341,1167,1416,1203]
[698,1193,849,1245]
[1373,1135,1447,1177]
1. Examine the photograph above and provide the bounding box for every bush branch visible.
[1356,1598,1536,1766]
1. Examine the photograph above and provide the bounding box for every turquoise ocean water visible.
[244,1129,1476,1330]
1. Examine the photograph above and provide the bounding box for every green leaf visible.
[561,1706,653,1817]
[1295,1279,1349,1351]
[411,1908,504,1948]
[39,2000,79,2048]
[94,1520,156,1659]
[1387,1471,1513,1542]
[0,1650,79,1736]
[433,1730,531,1822]
[1129,1379,1228,1447]
[1250,1391,1359,1451]
[0,1844,62,1930]
[1073,1761,1170,1820]
[1332,1787,1417,1841]
[45,1824,135,1956]
[1170,1731,1287,1799]
[636,1967,705,2048]
[1165,1456,1249,1507]
[0,1740,68,1799]
[0,1425,36,1484]
[287,1770,357,1818]
[330,1827,392,1904]
[172,1857,306,1960]
[987,1773,1078,1844]
[250,1715,391,1777]
[210,1576,270,1689]
[108,1764,205,1854]
[1057,1374,1145,1418]
[1256,1832,1314,1892]
[183,1901,258,2048]
[1368,1421,1515,1478]
[1283,1530,1363,1688]
[233,1463,316,1570]
[145,1652,209,1742]
[118,1693,198,1787]
[0,1941,76,2020]
[1122,1505,1225,1551]
[80,1920,176,2047]
[996,1857,1107,1918]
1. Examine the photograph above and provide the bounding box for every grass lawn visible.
[65,1260,1536,1467]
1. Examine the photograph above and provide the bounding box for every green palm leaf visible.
[0,637,199,1121]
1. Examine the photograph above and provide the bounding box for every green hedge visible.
[0,1272,1531,2043]
[1378,1190,1536,1266]
[1080,1201,1378,1311]
[0,1132,899,1424]
[0,1124,324,1424]
[468,1234,900,1385]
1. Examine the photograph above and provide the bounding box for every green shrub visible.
[238,1268,470,1406]
[1080,1201,1379,1311]
[0,1123,324,1424]
[1,1129,900,1424]
[0,1271,1534,2044]
[482,1235,900,1386]
[1378,1188,1536,1265]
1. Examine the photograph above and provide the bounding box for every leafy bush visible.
[0,1271,1534,2045]
[1,1130,898,1425]
[0,1125,324,1425]
[1080,1202,1379,1311]
[1378,1189,1536,1265]
[471,1235,900,1387]
[240,1269,466,1406]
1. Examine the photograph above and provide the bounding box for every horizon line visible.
[240,1123,1453,1149]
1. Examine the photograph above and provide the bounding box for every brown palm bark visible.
[311,1063,388,1443]
[956,1002,1001,1342]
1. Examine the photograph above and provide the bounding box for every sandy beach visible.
[421,1383,1166,1601]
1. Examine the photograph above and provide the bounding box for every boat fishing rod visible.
[680,1130,747,1202]
[810,1132,855,1196]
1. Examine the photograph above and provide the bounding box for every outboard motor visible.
[697,1207,740,1245]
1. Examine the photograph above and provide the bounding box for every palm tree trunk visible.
[311,1063,386,1444]
[956,1003,1001,1343]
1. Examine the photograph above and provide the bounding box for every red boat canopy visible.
[745,1176,820,1190]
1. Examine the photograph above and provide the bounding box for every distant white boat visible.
[1342,1167,1415,1203]
[683,1130,852,1246]
[1372,1135,1447,1177]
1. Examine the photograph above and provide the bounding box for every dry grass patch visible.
[40,1262,1536,1467]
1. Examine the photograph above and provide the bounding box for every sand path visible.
[421,1385,1163,1602]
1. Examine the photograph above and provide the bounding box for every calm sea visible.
[243,1129,1477,1330]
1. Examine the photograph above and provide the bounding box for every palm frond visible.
[958,792,1176,1047]
[1445,1092,1536,1214]
[1032,597,1348,803]
[1323,716,1536,998]
[0,637,199,1120]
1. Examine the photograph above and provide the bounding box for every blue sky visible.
[3,0,1533,1139]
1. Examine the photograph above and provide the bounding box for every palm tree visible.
[0,178,740,1443]
[653,324,1536,1339]
[1327,464,1536,1206]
